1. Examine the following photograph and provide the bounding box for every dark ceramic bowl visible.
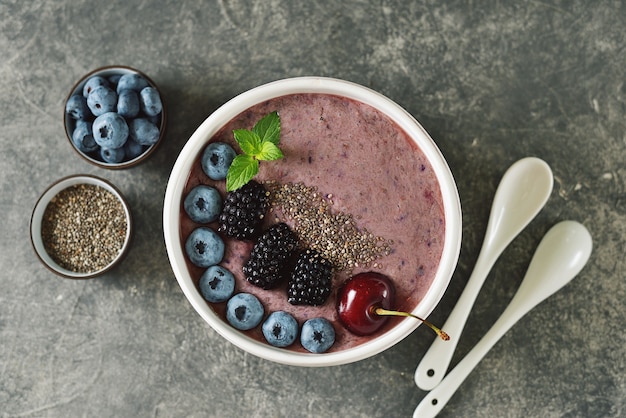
[63,65,166,169]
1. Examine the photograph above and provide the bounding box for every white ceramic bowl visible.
[63,65,167,169]
[30,175,133,279]
[163,77,461,366]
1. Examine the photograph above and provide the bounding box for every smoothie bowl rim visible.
[163,76,462,367]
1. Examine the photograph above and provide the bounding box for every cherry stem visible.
[374,307,450,341]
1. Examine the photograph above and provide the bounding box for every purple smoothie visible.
[180,93,445,352]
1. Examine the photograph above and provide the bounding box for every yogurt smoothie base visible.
[179,92,447,353]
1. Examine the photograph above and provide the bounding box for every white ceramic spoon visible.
[413,220,593,418]
[415,157,553,390]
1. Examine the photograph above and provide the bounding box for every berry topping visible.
[226,293,264,331]
[337,272,449,339]
[184,185,222,224]
[199,265,235,303]
[287,249,333,306]
[184,227,225,268]
[262,311,299,348]
[243,223,299,289]
[201,142,236,181]
[336,272,395,336]
[300,317,335,353]
[218,180,269,240]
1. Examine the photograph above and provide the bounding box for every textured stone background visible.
[1,1,624,417]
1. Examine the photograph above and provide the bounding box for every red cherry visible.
[336,272,395,336]
[337,272,450,340]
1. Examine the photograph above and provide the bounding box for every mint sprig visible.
[226,111,283,191]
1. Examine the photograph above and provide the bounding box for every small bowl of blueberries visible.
[64,66,166,169]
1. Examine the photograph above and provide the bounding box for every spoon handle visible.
[413,292,532,418]
[414,221,592,418]
[415,157,553,390]
[414,252,496,389]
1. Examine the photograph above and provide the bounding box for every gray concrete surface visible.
[1,1,624,417]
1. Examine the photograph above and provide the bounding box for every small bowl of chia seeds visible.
[30,175,133,279]
[63,65,167,169]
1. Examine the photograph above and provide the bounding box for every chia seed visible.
[41,184,128,273]
[264,181,393,272]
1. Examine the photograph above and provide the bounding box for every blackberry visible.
[218,180,269,240]
[243,223,299,289]
[287,249,333,306]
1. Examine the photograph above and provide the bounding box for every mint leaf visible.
[226,111,283,191]
[226,154,259,191]
[257,141,283,161]
[253,111,281,145]
[233,129,262,155]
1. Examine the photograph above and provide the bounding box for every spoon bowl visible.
[413,220,593,418]
[415,157,553,390]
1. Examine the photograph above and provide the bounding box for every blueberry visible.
[107,74,122,86]
[146,114,160,125]
[123,138,146,160]
[82,76,109,98]
[117,89,140,118]
[226,293,264,331]
[71,120,98,153]
[116,73,149,93]
[129,118,160,146]
[100,147,125,163]
[199,265,235,303]
[184,185,222,223]
[65,95,90,120]
[184,227,224,268]
[93,112,129,149]
[262,311,298,348]
[87,86,117,117]
[139,87,162,117]
[300,318,335,353]
[201,142,236,180]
